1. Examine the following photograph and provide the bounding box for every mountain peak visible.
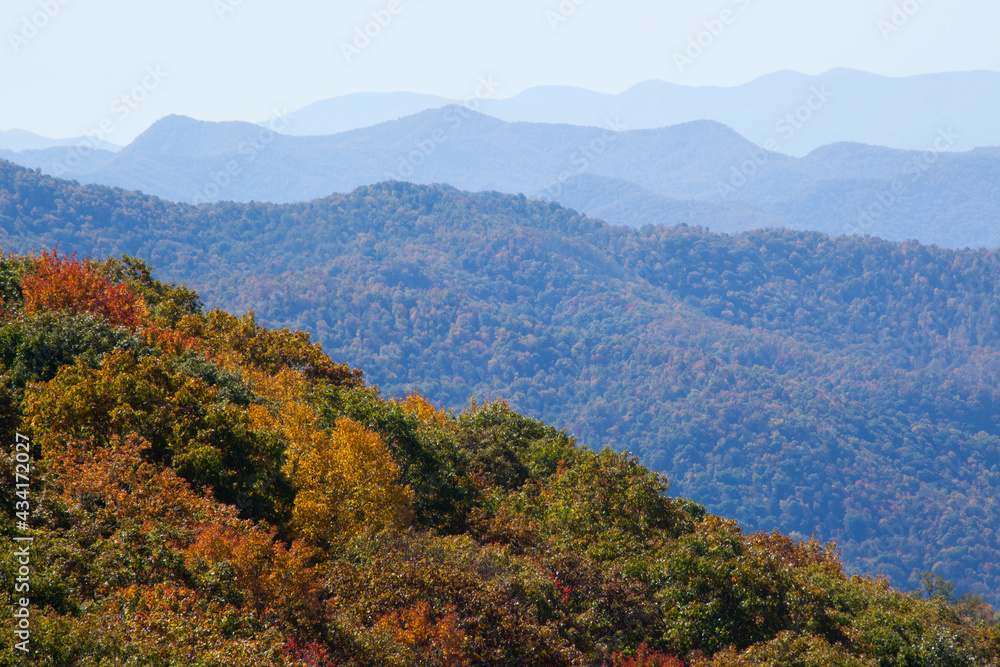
[124,115,276,157]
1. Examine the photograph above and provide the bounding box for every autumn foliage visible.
[399,390,449,428]
[244,367,414,545]
[608,643,684,667]
[376,601,470,666]
[20,249,145,327]
[1,250,997,666]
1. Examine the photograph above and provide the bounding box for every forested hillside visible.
[1,250,998,665]
[2,160,1000,607]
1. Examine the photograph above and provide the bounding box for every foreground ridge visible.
[0,250,997,665]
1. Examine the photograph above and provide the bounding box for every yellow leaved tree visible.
[398,390,449,429]
[246,368,413,547]
[291,416,414,545]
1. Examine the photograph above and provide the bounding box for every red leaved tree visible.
[21,249,145,327]
[608,643,685,667]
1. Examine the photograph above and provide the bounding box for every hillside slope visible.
[2,250,999,665]
[2,160,1000,607]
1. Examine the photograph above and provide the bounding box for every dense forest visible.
[1,159,999,608]
[1,249,998,665]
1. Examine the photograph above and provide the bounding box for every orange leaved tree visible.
[21,249,145,327]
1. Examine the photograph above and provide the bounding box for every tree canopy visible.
[0,249,996,665]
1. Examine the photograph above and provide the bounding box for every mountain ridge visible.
[281,68,1000,156]
[3,109,997,248]
[3,159,1000,607]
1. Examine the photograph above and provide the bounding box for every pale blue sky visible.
[2,0,999,143]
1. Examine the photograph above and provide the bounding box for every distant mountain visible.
[5,109,998,249]
[280,91,453,136]
[0,128,121,152]
[282,69,1000,156]
[0,110,787,226]
[4,160,1000,608]
[0,146,118,177]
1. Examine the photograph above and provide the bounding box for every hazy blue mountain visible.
[539,172,785,233]
[583,69,1000,157]
[11,70,997,157]
[770,152,1000,249]
[278,91,452,136]
[281,69,1000,156]
[0,128,121,152]
[7,109,776,213]
[4,108,997,248]
[0,147,118,178]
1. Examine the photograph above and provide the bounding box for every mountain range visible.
[281,69,1000,157]
[3,108,999,249]
[3,159,999,607]
[7,69,998,157]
